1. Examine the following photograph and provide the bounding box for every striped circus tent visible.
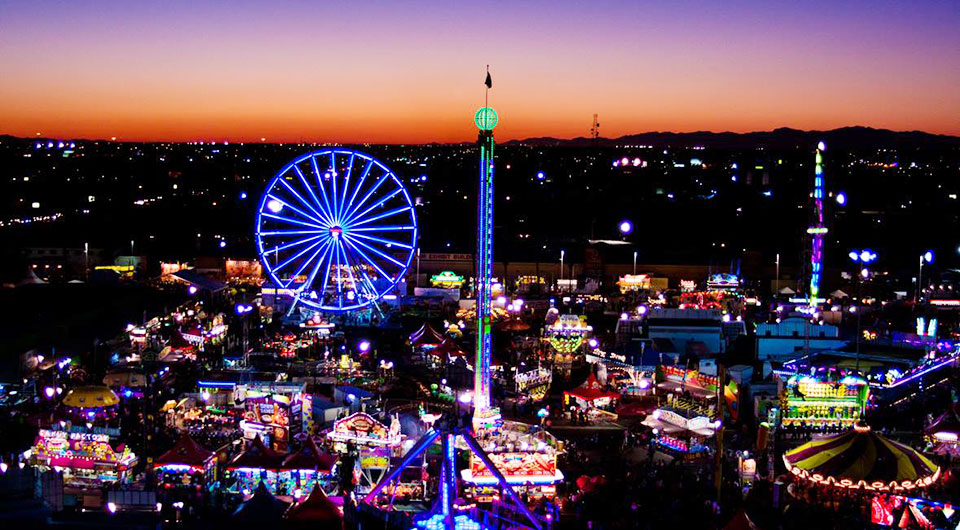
[783,424,940,492]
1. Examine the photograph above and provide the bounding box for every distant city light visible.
[536,171,545,180]
[619,220,633,234]
[836,192,846,205]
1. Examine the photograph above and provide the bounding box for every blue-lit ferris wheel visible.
[256,149,417,312]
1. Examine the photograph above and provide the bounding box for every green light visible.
[474,107,498,131]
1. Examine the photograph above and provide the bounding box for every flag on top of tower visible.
[484,69,492,89]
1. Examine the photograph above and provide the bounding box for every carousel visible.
[783,424,940,492]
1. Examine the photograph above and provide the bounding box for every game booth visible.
[780,371,869,430]
[278,437,338,496]
[642,365,721,458]
[153,434,217,493]
[325,412,402,493]
[30,429,138,489]
[225,435,284,495]
[514,367,552,403]
[563,373,620,421]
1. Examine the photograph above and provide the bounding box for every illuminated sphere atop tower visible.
[474,107,498,131]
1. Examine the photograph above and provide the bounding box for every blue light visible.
[255,149,418,312]
[924,250,934,264]
[836,192,846,205]
[619,220,633,234]
[860,250,877,263]
[848,251,859,262]
[536,171,545,180]
[240,191,248,200]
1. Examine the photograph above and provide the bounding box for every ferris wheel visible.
[256,149,417,312]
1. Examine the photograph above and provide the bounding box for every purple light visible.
[358,340,371,353]
[188,285,198,295]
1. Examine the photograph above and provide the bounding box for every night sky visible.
[1,0,957,142]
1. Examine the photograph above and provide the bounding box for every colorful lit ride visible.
[544,314,592,357]
[256,149,417,312]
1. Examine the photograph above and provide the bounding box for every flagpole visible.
[485,65,489,108]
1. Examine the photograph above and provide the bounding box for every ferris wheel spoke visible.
[296,238,335,293]
[337,153,355,226]
[261,234,324,256]
[346,205,412,229]
[261,212,325,230]
[336,240,364,303]
[285,238,333,289]
[260,229,324,237]
[310,155,337,227]
[264,194,326,227]
[274,237,326,277]
[343,234,404,269]
[347,249,380,303]
[334,239,344,308]
[342,236,393,281]
[348,225,416,232]
[342,187,403,228]
[329,152,341,225]
[278,177,329,226]
[347,232,414,250]
[342,159,374,226]
[293,166,333,226]
[340,169,390,227]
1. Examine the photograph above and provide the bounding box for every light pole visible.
[917,250,933,303]
[416,248,421,287]
[633,250,638,275]
[848,249,877,357]
[775,253,780,296]
[559,250,564,292]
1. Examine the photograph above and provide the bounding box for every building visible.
[646,308,724,356]
[755,317,847,362]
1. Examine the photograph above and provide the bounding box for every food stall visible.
[30,429,138,488]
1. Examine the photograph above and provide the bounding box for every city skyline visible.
[1,0,958,143]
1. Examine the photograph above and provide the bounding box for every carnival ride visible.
[783,423,940,492]
[363,413,546,530]
[806,142,828,310]
[256,149,417,313]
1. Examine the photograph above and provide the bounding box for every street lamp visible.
[559,250,565,291]
[235,303,255,365]
[848,249,877,357]
[918,250,934,302]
